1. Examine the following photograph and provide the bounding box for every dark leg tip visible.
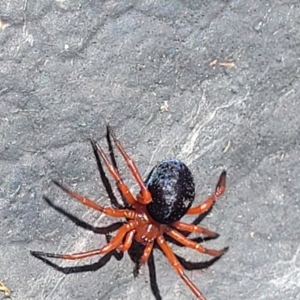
[133,263,141,278]
[90,138,97,147]
[51,180,68,193]
[221,170,227,177]
[52,179,60,187]
[92,140,104,153]
[30,250,59,259]
[107,125,117,140]
[216,170,227,193]
[213,232,220,238]
[222,246,229,255]
[30,250,43,258]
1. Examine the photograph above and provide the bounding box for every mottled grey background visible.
[0,1,299,300]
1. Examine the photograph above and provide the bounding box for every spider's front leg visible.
[187,170,226,215]
[30,221,136,260]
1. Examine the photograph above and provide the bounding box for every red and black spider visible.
[31,127,227,300]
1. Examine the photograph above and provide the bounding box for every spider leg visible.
[166,228,228,257]
[92,140,138,207]
[90,139,124,209]
[156,235,207,300]
[108,126,152,205]
[53,180,136,219]
[171,221,219,238]
[105,126,130,209]
[139,242,154,264]
[117,230,136,252]
[187,170,226,215]
[30,222,136,260]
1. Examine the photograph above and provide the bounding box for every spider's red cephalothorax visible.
[31,127,227,300]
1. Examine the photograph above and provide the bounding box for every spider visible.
[31,127,228,300]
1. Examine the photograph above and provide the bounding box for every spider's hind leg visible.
[187,170,226,215]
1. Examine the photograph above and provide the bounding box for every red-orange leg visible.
[166,228,228,257]
[171,221,219,238]
[117,230,136,252]
[108,126,152,205]
[187,170,226,215]
[156,235,206,300]
[94,141,138,208]
[53,180,136,219]
[30,221,136,260]
[139,242,154,264]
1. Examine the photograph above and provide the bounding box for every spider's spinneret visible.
[146,158,195,224]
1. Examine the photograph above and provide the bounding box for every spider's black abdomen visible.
[145,159,195,224]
